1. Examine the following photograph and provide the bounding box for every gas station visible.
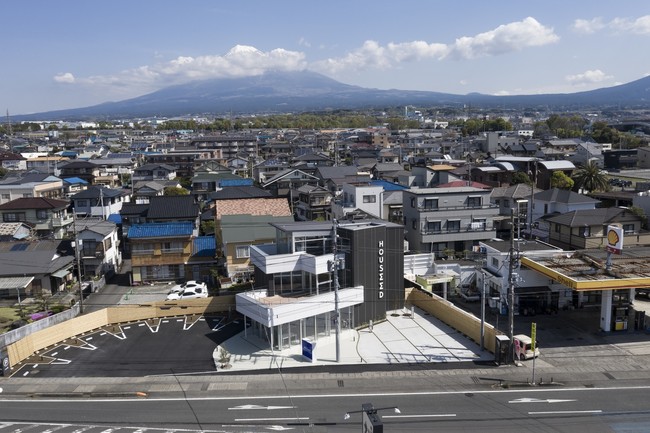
[520,225,649,333]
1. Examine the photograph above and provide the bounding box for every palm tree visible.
[572,161,610,193]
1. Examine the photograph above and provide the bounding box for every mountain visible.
[14,71,650,120]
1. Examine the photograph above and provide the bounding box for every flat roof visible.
[521,247,650,291]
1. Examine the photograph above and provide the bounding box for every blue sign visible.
[302,338,316,362]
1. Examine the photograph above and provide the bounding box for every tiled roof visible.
[71,186,124,199]
[147,196,199,219]
[0,197,69,210]
[210,186,272,200]
[127,222,194,239]
[215,198,291,220]
[120,203,150,217]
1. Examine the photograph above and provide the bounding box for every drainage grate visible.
[338,379,344,388]
[471,376,481,385]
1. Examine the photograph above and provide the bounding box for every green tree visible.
[572,161,610,193]
[163,186,190,196]
[550,171,574,189]
[629,206,648,230]
[511,171,532,185]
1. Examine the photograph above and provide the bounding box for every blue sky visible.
[3,0,650,115]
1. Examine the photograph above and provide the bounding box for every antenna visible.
[5,109,12,137]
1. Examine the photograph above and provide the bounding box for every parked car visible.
[168,280,207,296]
[513,334,540,361]
[166,285,209,300]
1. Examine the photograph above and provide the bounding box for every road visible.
[1,384,650,432]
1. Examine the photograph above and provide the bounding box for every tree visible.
[163,186,190,196]
[550,171,574,190]
[511,171,532,185]
[572,161,610,193]
[629,206,648,230]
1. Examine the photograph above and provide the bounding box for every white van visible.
[513,334,540,360]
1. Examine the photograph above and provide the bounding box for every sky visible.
[2,0,650,115]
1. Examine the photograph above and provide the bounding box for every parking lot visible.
[10,314,243,378]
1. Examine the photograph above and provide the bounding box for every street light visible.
[344,403,401,432]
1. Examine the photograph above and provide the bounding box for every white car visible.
[166,284,209,301]
[168,280,207,296]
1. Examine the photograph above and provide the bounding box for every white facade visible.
[331,183,383,219]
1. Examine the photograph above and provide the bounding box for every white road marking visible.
[123,326,131,330]
[51,352,58,356]
[384,414,456,418]
[235,417,309,422]
[230,405,295,410]
[85,337,93,341]
[509,398,576,404]
[529,410,602,415]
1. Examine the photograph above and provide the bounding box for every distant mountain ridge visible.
[14,70,650,120]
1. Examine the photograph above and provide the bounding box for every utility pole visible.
[72,211,84,314]
[508,208,516,363]
[329,218,341,363]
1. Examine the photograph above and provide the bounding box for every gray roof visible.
[147,196,199,220]
[221,214,294,243]
[210,186,272,200]
[71,186,125,199]
[534,188,601,205]
[491,184,541,200]
[74,220,117,236]
[546,207,640,227]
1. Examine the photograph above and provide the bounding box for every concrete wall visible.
[406,287,499,353]
[5,295,235,368]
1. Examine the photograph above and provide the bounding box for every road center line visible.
[384,414,456,419]
[234,417,309,422]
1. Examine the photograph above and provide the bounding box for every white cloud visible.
[573,15,650,35]
[565,69,613,85]
[61,45,307,92]
[447,17,558,60]
[571,18,605,34]
[313,17,557,74]
[53,72,75,83]
[298,37,311,48]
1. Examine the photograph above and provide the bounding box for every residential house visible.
[0,222,33,241]
[25,156,68,175]
[213,191,292,279]
[294,185,333,222]
[489,183,542,239]
[132,163,177,182]
[402,186,498,256]
[62,177,89,198]
[546,207,650,250]
[530,188,600,241]
[331,182,384,220]
[0,240,75,299]
[70,186,129,219]
[570,141,604,168]
[314,166,372,197]
[0,173,65,205]
[603,149,638,171]
[261,168,320,198]
[128,221,196,284]
[58,160,101,184]
[0,151,26,171]
[0,197,72,239]
[73,219,122,278]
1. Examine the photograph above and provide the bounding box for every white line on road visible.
[234,417,309,422]
[384,414,456,419]
[529,410,602,415]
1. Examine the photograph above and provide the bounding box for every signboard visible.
[606,225,624,254]
[301,338,316,363]
[361,404,383,433]
[531,322,537,352]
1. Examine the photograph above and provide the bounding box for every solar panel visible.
[10,243,28,251]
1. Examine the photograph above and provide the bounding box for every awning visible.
[0,276,34,290]
[51,268,72,279]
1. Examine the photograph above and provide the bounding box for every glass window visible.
[426,221,441,233]
[36,210,48,219]
[467,196,481,207]
[236,245,250,258]
[623,224,635,234]
[423,198,438,210]
[447,220,461,232]
[362,195,376,203]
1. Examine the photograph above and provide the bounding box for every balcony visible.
[417,203,497,212]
